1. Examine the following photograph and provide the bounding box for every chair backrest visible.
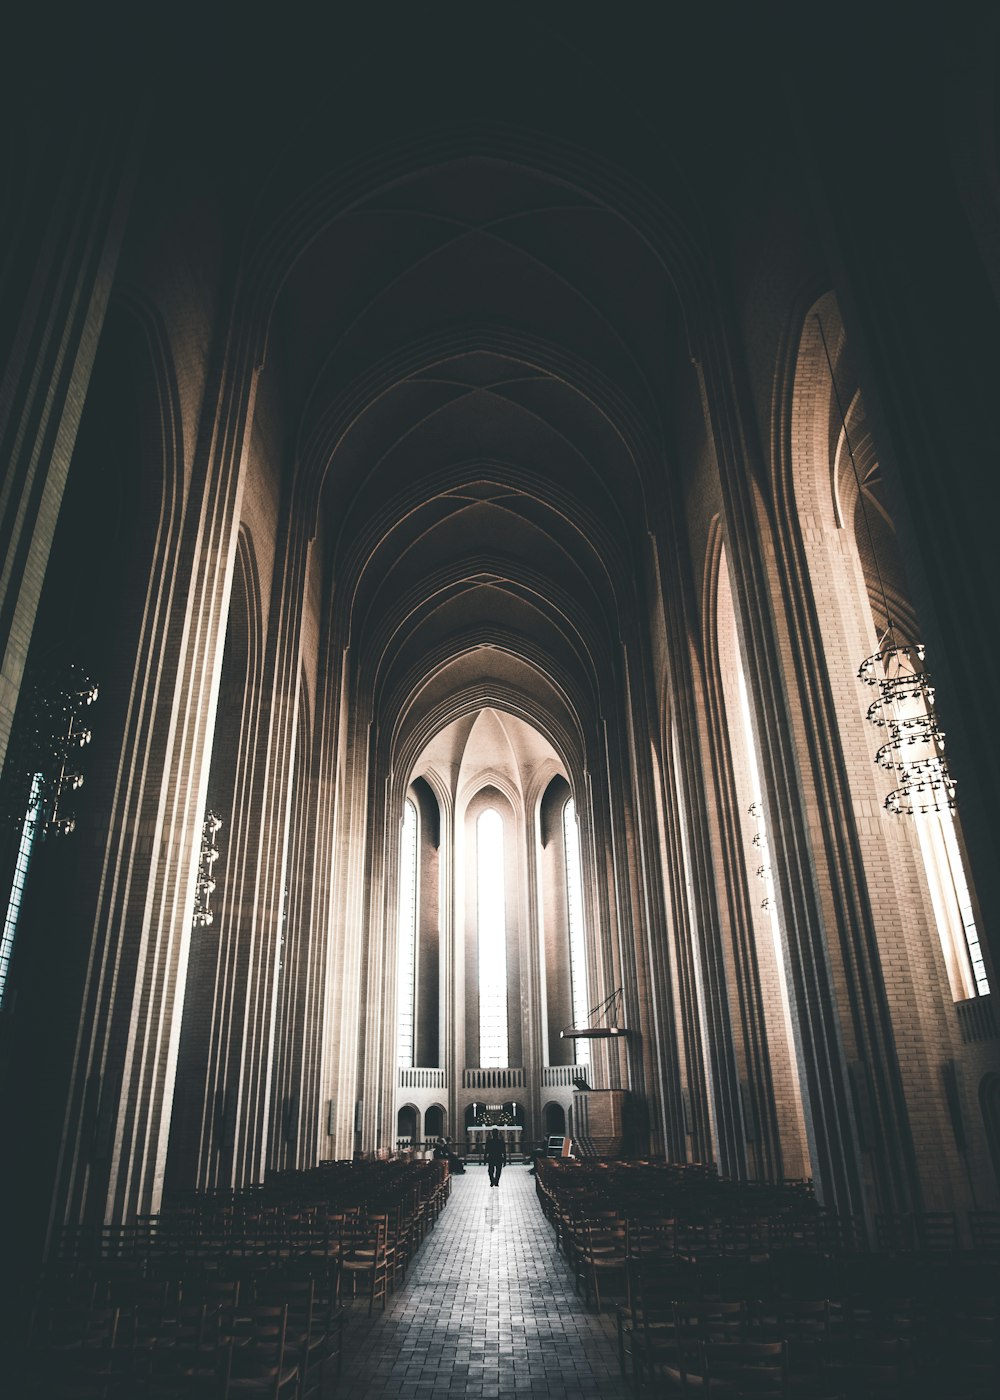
[968,1209,1000,1253]
[181,1277,241,1307]
[234,1302,288,1364]
[40,1302,122,1350]
[703,1339,788,1399]
[913,1211,958,1253]
[767,1297,831,1342]
[340,1215,385,1258]
[631,1259,694,1313]
[256,1276,316,1318]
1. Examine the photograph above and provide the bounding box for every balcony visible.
[955,993,996,1044]
[399,1065,584,1092]
[541,1065,579,1088]
[462,1067,526,1090]
[398,1067,447,1090]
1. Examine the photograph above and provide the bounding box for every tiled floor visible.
[332,1164,631,1397]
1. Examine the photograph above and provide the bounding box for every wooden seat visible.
[225,1305,298,1400]
[575,1219,628,1312]
[703,1339,790,1398]
[968,1211,1000,1257]
[253,1274,343,1397]
[824,1337,909,1400]
[338,1218,389,1315]
[27,1304,126,1400]
[618,1257,696,1389]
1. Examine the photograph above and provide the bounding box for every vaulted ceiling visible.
[164,7,776,780]
[263,144,691,776]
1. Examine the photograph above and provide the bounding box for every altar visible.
[466,1125,523,1160]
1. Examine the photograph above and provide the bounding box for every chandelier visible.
[2,666,100,840]
[858,642,955,815]
[41,671,98,837]
[192,810,222,928]
[747,801,772,910]
[817,316,956,817]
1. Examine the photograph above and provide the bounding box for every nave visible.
[337,1165,627,1399]
[2,7,1000,1363]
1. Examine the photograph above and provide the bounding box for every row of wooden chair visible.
[618,1283,999,1398]
[25,1284,338,1399]
[535,1161,999,1396]
[22,1159,452,1397]
[536,1160,1000,1259]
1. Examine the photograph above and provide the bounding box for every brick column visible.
[0,113,140,772]
[48,316,264,1232]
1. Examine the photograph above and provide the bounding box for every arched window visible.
[918,812,988,997]
[477,807,508,1067]
[831,336,988,1000]
[714,540,811,1177]
[788,300,990,1008]
[562,798,589,1067]
[0,772,43,1007]
[396,798,418,1068]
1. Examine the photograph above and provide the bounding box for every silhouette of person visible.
[484,1127,507,1187]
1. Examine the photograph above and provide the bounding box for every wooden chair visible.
[367,1206,407,1291]
[968,1211,1000,1257]
[225,1304,299,1400]
[617,1257,695,1389]
[134,1327,234,1399]
[253,1275,342,1398]
[338,1217,389,1315]
[27,1304,125,1400]
[823,1336,909,1400]
[913,1211,958,1254]
[703,1339,790,1398]
[574,1218,628,1312]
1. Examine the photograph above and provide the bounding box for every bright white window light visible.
[396,798,418,1068]
[0,772,44,1007]
[477,807,508,1067]
[940,817,989,995]
[917,809,990,999]
[563,799,589,1067]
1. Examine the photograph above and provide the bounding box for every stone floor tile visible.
[328,1165,630,1397]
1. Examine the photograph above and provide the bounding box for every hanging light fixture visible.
[0,668,98,1007]
[192,810,222,928]
[747,801,772,910]
[816,317,955,817]
[25,666,99,839]
[857,641,955,815]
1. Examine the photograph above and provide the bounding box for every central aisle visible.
[333,1163,631,1397]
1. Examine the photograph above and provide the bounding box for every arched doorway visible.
[397,1104,418,1148]
[543,1102,566,1136]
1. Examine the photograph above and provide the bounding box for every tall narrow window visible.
[396,798,418,1068]
[917,810,989,997]
[0,772,43,1008]
[672,724,719,1158]
[477,807,508,1067]
[562,799,589,1067]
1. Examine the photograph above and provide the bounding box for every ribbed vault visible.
[264,150,684,779]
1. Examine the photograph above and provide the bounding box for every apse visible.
[392,708,602,1152]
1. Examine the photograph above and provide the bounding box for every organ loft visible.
[1,4,999,1376]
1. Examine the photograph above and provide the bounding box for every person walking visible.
[484,1127,507,1187]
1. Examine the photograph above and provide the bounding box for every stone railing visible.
[401,1064,582,1091]
[955,993,996,1044]
[398,1067,447,1090]
[541,1065,579,1087]
[462,1067,526,1090]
